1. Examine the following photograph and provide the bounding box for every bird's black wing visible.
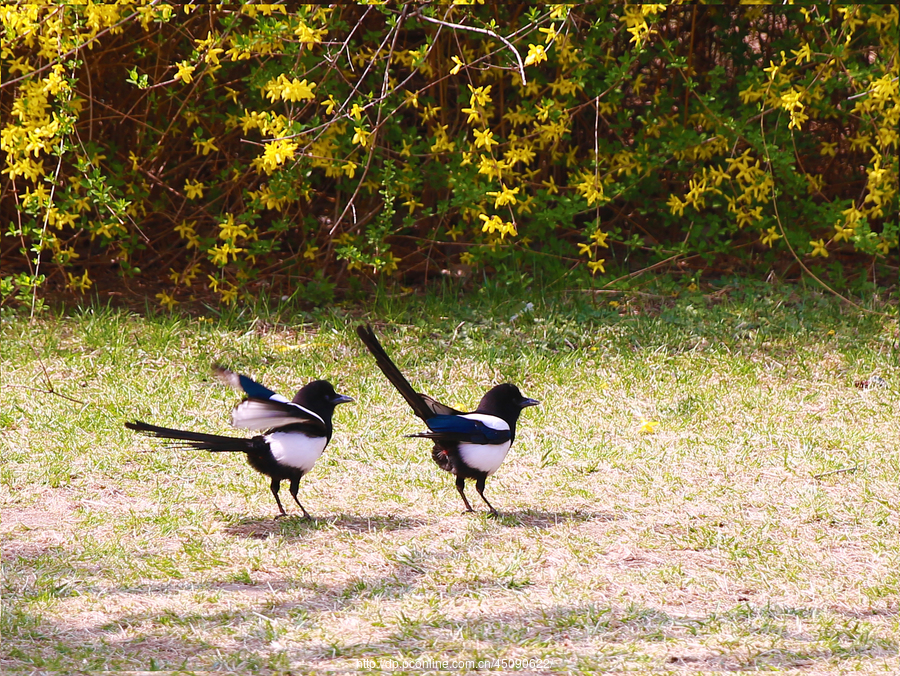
[356,324,461,420]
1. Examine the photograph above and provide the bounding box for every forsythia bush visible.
[1,3,897,309]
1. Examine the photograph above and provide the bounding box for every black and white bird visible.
[356,324,538,515]
[125,366,353,519]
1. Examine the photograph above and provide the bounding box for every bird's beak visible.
[333,394,354,405]
[521,397,540,408]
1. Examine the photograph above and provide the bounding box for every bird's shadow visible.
[223,512,427,539]
[489,509,621,529]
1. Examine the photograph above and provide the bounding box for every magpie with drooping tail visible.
[125,366,353,519]
[356,324,538,515]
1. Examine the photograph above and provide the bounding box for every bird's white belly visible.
[265,432,326,472]
[458,440,511,476]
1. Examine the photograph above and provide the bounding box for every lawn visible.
[2,285,898,673]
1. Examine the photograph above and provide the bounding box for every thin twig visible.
[414,9,526,85]
[813,464,861,480]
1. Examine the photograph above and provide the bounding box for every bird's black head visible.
[475,383,539,424]
[293,380,354,418]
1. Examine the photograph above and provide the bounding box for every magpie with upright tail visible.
[125,366,353,519]
[356,324,538,515]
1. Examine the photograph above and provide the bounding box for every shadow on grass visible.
[223,512,426,539]
[222,510,616,539]
[492,508,622,528]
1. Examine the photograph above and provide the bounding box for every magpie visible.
[125,366,353,519]
[356,324,538,515]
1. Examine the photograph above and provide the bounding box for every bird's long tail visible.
[356,324,434,421]
[125,421,255,453]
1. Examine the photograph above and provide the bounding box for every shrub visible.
[2,3,896,310]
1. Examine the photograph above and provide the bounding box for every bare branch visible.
[414,9,527,86]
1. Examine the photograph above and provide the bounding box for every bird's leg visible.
[289,477,312,520]
[270,478,288,519]
[475,476,498,516]
[456,474,474,513]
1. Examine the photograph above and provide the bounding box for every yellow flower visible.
[760,227,782,247]
[184,179,205,199]
[639,419,659,434]
[876,238,895,254]
[479,213,503,234]
[303,244,319,260]
[380,254,402,274]
[473,128,498,150]
[461,106,482,126]
[280,78,316,102]
[220,283,238,305]
[174,61,195,83]
[524,44,548,67]
[193,137,219,156]
[209,242,243,266]
[667,194,686,217]
[577,242,592,256]
[478,214,516,239]
[591,230,609,247]
[588,259,606,275]
[67,270,92,293]
[403,196,423,214]
[449,55,464,75]
[791,43,812,65]
[832,223,855,243]
[820,142,837,157]
[322,95,338,115]
[175,220,196,238]
[352,126,370,148]
[467,84,492,107]
[486,184,519,208]
[538,24,558,44]
[809,239,829,257]
[156,291,178,310]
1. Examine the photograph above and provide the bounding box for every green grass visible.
[2,284,898,673]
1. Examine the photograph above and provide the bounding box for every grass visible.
[1,283,898,673]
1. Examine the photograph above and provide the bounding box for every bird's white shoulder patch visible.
[265,431,327,472]
[460,413,510,431]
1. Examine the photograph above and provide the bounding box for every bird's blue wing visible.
[214,365,287,402]
[408,415,511,445]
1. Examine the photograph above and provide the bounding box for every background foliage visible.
[2,3,897,310]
